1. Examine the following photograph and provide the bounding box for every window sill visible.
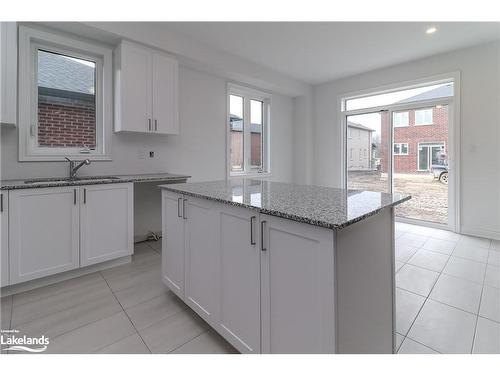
[19,154,112,162]
[230,172,271,179]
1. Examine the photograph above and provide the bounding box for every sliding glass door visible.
[343,80,454,229]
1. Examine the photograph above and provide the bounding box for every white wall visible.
[314,41,500,239]
[1,62,295,238]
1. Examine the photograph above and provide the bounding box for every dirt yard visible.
[348,171,448,224]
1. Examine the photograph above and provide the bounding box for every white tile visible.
[457,235,491,250]
[139,309,208,353]
[125,291,187,330]
[395,222,415,232]
[395,244,419,263]
[491,240,500,251]
[171,329,238,354]
[46,312,135,354]
[15,291,122,339]
[452,243,489,263]
[114,275,170,310]
[406,225,439,237]
[473,317,500,354]
[430,274,482,314]
[487,250,500,266]
[408,299,476,354]
[96,333,150,354]
[395,288,425,336]
[11,276,111,327]
[12,272,104,307]
[421,238,456,255]
[395,333,404,352]
[398,337,439,354]
[442,256,486,284]
[395,260,404,273]
[146,240,162,253]
[395,230,405,239]
[407,249,449,272]
[1,296,12,330]
[429,229,461,242]
[396,264,440,297]
[484,264,500,288]
[479,285,500,323]
[397,233,429,249]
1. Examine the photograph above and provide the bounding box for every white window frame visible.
[393,111,409,127]
[227,83,271,178]
[18,25,113,161]
[393,143,409,155]
[414,108,433,126]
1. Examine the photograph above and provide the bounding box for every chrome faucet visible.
[65,157,91,179]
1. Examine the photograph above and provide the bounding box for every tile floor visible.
[1,224,499,354]
[1,242,237,354]
[394,222,499,354]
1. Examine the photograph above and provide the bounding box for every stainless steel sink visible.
[24,176,121,184]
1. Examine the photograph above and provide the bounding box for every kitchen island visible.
[159,179,410,354]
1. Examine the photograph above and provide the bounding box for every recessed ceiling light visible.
[426,27,437,35]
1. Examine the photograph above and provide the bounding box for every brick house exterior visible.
[38,91,96,148]
[37,50,96,149]
[380,106,448,173]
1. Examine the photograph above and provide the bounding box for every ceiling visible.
[163,22,500,85]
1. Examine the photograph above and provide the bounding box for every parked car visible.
[431,164,448,184]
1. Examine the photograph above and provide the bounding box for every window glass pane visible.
[393,111,408,127]
[37,50,96,149]
[345,82,453,112]
[401,144,408,154]
[250,100,263,169]
[415,108,433,125]
[229,94,244,172]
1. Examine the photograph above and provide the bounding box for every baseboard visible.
[0,256,131,297]
[460,226,500,241]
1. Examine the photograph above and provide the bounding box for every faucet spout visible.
[65,157,91,179]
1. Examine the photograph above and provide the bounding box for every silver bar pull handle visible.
[73,189,77,205]
[250,216,256,245]
[155,119,158,132]
[83,188,87,204]
[183,199,187,219]
[260,220,267,251]
[148,118,152,131]
[177,197,182,218]
[0,193,3,212]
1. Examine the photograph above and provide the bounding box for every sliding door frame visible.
[338,72,461,232]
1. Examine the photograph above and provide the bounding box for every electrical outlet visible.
[149,151,155,158]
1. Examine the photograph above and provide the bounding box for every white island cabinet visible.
[160,180,409,354]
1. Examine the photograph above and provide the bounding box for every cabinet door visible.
[80,183,133,267]
[117,41,152,132]
[9,187,79,284]
[217,205,261,353]
[0,22,17,126]
[161,190,185,298]
[152,52,178,134]
[1,192,9,287]
[184,196,219,325]
[260,214,335,354]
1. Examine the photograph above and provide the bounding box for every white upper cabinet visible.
[0,22,17,126]
[114,40,178,134]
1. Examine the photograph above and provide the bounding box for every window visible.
[415,108,433,125]
[18,26,112,161]
[393,111,409,127]
[228,84,270,176]
[394,143,409,155]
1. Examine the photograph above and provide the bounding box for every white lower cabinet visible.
[162,191,185,298]
[6,183,134,285]
[183,196,220,325]
[80,184,133,267]
[9,187,80,284]
[1,192,9,287]
[161,193,336,353]
[260,214,335,354]
[218,205,261,353]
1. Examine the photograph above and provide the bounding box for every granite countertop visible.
[159,179,411,230]
[0,173,190,190]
